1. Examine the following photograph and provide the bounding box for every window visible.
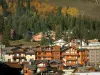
[16,54,19,57]
[8,59,11,62]
[69,61,71,63]
[69,56,71,58]
[22,59,24,62]
[21,54,24,57]
[25,70,27,73]
[66,52,69,53]
[25,59,27,61]
[16,59,19,62]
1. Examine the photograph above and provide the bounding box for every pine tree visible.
[2,18,10,46]
[0,15,4,33]
[26,0,30,14]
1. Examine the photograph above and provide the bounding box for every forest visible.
[0,0,100,46]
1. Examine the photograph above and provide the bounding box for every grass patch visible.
[9,39,39,47]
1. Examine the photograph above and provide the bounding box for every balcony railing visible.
[37,55,53,57]
[66,63,76,66]
[13,56,25,59]
[62,53,78,56]
[66,58,77,61]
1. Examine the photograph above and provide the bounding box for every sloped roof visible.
[25,50,35,54]
[24,64,36,70]
[54,39,66,43]
[6,63,22,68]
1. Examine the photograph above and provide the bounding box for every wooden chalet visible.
[35,45,60,60]
[61,46,88,67]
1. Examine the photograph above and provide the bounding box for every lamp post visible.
[0,43,5,62]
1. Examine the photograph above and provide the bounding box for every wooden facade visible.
[61,47,78,66]
[78,49,88,65]
[5,47,35,64]
[35,45,60,60]
[23,64,36,75]
[61,46,88,67]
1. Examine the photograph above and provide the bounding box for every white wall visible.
[26,55,35,62]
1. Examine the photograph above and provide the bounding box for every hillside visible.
[0,0,100,19]
[39,0,100,19]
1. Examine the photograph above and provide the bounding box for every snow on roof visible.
[54,39,66,43]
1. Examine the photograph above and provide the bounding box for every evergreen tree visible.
[0,15,4,33]
[26,0,30,14]
[2,18,10,46]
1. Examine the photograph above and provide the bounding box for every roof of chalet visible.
[49,60,61,64]
[35,60,49,64]
[5,47,15,51]
[6,63,23,68]
[24,64,36,70]
[25,50,35,54]
[73,66,100,73]
[54,39,66,43]
[61,46,77,52]
[73,67,89,73]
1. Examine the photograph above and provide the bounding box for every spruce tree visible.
[2,18,10,46]
[0,15,4,33]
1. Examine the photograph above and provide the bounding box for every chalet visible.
[31,31,56,42]
[72,66,100,75]
[61,46,88,67]
[31,32,43,42]
[23,64,36,75]
[35,45,60,60]
[25,50,35,62]
[61,46,79,67]
[5,47,35,64]
[54,39,66,47]
[36,60,48,73]
[78,48,88,66]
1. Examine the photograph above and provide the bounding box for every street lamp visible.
[0,43,5,62]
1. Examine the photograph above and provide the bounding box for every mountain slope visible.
[39,0,100,19]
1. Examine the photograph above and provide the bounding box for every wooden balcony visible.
[66,64,76,66]
[37,55,53,57]
[63,53,78,56]
[13,56,25,59]
[66,58,77,61]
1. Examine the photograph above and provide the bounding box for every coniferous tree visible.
[26,0,30,14]
[2,18,10,46]
[0,15,4,33]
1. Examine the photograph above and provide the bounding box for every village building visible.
[35,45,63,70]
[54,39,66,47]
[5,47,35,64]
[80,39,100,67]
[72,66,100,75]
[61,46,88,68]
[23,63,36,75]
[35,45,60,60]
[31,31,56,42]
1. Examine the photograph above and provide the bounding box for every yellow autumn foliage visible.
[34,1,57,15]
[7,2,16,13]
[61,7,67,16]
[67,7,79,16]
[0,6,2,15]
